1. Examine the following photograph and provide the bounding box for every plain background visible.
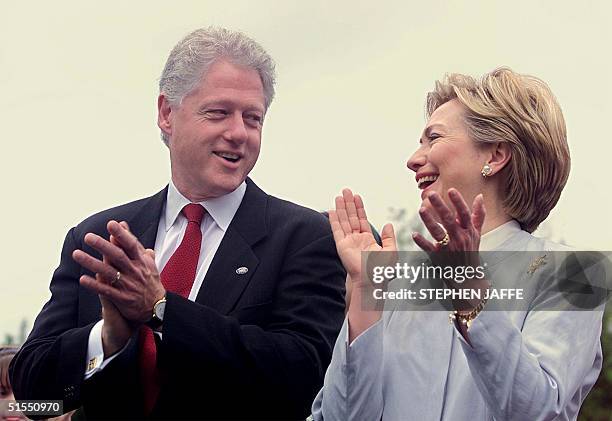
[1,0,610,340]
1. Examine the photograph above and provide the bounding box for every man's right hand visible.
[100,294,133,358]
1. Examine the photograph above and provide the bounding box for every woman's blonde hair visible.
[426,67,570,232]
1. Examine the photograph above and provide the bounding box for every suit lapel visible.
[195,178,268,314]
[127,186,168,249]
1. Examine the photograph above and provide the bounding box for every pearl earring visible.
[481,163,493,177]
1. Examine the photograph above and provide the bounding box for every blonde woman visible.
[312,68,604,421]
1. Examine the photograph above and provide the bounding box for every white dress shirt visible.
[84,181,246,379]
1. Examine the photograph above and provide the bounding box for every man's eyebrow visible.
[198,98,265,113]
[197,99,230,110]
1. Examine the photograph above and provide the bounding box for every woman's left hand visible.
[412,188,489,314]
[412,188,486,253]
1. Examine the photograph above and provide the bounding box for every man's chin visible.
[209,178,247,197]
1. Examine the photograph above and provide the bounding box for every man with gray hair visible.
[10,27,346,420]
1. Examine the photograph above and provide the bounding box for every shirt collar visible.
[480,219,522,251]
[165,180,247,232]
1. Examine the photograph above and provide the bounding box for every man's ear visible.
[157,94,173,140]
[488,142,511,175]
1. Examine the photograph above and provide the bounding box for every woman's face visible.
[407,99,491,214]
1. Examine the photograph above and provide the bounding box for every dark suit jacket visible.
[10,178,346,420]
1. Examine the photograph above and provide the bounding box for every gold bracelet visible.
[448,296,488,328]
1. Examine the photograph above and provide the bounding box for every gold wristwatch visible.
[145,296,167,329]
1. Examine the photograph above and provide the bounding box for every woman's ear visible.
[488,142,511,175]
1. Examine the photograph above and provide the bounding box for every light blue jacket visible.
[312,223,604,421]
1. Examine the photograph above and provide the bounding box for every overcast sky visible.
[1,0,610,338]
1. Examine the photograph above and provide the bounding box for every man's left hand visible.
[72,220,166,324]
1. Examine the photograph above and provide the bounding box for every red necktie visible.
[139,203,205,414]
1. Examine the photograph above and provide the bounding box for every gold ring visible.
[111,271,121,286]
[436,223,450,247]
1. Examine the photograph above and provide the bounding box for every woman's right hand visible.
[329,189,397,282]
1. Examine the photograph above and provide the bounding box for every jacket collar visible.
[127,186,168,250]
[128,178,268,248]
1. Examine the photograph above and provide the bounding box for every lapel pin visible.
[236,266,249,275]
[527,254,547,275]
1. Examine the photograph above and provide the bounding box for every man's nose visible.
[223,113,249,144]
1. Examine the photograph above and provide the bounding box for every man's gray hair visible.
[159,27,276,145]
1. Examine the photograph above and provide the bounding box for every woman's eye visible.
[429,133,441,143]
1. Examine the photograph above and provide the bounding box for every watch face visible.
[154,301,166,321]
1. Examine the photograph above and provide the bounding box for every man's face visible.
[158,59,266,201]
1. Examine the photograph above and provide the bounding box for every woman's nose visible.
[407,146,427,172]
